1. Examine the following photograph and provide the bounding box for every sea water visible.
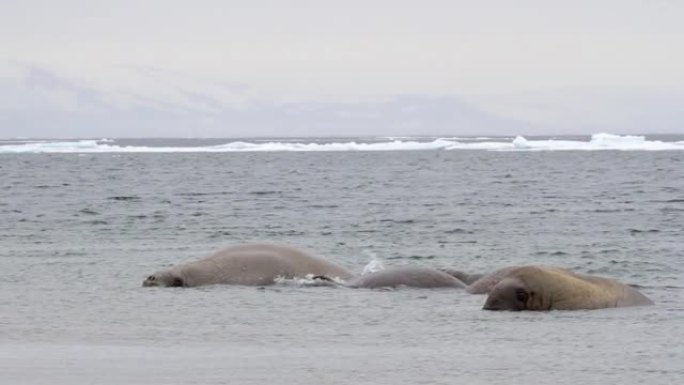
[1,135,683,384]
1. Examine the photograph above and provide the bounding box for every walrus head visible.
[482,277,534,311]
[142,271,185,287]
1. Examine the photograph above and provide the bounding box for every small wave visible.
[2,134,683,153]
[84,220,108,225]
[533,250,569,256]
[387,255,436,260]
[208,230,232,238]
[660,207,684,212]
[444,228,473,234]
[378,219,416,224]
[628,228,661,234]
[591,208,629,213]
[177,191,230,197]
[249,190,281,196]
[107,196,141,201]
[263,230,305,236]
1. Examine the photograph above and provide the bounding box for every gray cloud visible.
[1,1,683,137]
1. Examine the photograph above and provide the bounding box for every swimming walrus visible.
[343,266,467,289]
[437,267,484,286]
[142,243,353,287]
[482,265,654,311]
[467,266,569,294]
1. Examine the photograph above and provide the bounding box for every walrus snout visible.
[483,297,524,311]
[483,295,520,311]
[483,297,502,311]
[483,278,529,311]
[142,275,158,287]
[143,272,185,287]
[482,296,526,311]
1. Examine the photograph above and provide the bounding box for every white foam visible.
[448,133,684,152]
[225,139,459,152]
[273,274,344,287]
[589,133,645,148]
[0,134,682,153]
[361,254,385,275]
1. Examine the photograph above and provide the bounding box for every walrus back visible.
[468,266,568,294]
[223,243,353,280]
[516,267,653,310]
[178,243,352,286]
[347,266,467,289]
[179,252,291,286]
[467,266,521,294]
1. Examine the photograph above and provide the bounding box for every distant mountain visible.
[1,64,682,138]
[0,65,522,138]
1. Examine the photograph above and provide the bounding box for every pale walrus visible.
[343,266,467,289]
[437,267,484,286]
[142,243,353,287]
[482,265,654,311]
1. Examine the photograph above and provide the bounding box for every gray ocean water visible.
[1,138,683,385]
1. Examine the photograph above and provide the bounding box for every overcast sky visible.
[1,0,682,138]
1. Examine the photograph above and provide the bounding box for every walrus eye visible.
[515,288,529,303]
[147,275,155,281]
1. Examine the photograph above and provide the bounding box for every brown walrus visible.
[142,243,353,287]
[482,265,654,311]
[467,266,569,294]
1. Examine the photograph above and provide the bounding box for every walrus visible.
[437,268,484,286]
[467,266,569,294]
[142,243,353,287]
[342,266,467,289]
[482,265,654,311]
